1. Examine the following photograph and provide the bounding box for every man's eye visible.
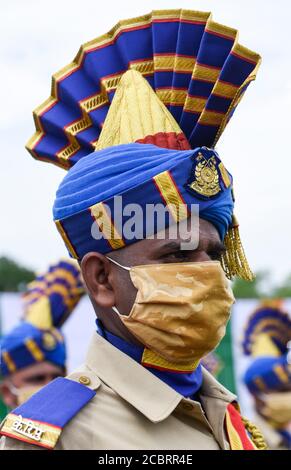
[163,251,190,262]
[208,250,224,261]
[25,375,46,384]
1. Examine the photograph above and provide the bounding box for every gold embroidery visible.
[2,351,16,373]
[173,56,196,73]
[130,60,154,75]
[199,110,224,127]
[42,333,57,351]
[273,364,289,383]
[90,202,125,250]
[213,81,239,99]
[66,115,92,136]
[24,339,44,362]
[157,88,186,106]
[218,161,231,188]
[154,55,176,71]
[180,10,211,23]
[205,20,238,40]
[80,90,109,114]
[188,152,220,197]
[232,43,262,64]
[56,140,80,162]
[142,348,199,372]
[153,171,188,222]
[183,96,207,114]
[55,220,78,259]
[192,63,220,83]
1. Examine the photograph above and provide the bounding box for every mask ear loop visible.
[106,256,131,271]
[106,257,131,316]
[7,380,21,397]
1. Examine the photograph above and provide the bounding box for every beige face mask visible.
[108,258,235,365]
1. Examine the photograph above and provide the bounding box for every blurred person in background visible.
[243,300,291,449]
[0,259,84,410]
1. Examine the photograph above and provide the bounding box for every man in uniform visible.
[0,9,267,450]
[0,259,84,410]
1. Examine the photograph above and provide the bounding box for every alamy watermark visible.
[91,196,199,250]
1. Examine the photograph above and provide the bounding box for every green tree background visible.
[0,257,35,292]
[232,270,291,299]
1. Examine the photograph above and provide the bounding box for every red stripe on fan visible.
[136,132,190,150]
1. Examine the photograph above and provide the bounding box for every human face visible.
[0,361,64,408]
[81,218,225,344]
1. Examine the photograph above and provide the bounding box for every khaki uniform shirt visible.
[1,333,237,450]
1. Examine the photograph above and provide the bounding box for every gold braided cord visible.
[241,417,268,450]
[220,215,254,281]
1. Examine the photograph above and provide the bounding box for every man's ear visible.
[81,252,116,308]
[0,382,17,409]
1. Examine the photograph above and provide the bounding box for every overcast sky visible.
[1,0,290,285]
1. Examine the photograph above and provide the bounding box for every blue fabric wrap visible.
[96,320,203,398]
[244,355,291,394]
[53,143,234,259]
[12,377,95,428]
[0,322,66,377]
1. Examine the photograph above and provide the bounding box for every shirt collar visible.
[85,333,236,424]
[96,319,203,398]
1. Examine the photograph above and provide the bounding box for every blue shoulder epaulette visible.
[0,377,95,449]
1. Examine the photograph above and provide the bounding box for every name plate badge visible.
[12,415,44,442]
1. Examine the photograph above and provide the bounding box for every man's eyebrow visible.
[157,241,183,252]
[155,239,226,254]
[158,239,197,252]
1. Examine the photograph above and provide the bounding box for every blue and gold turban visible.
[22,259,84,328]
[26,10,261,280]
[0,323,66,377]
[0,259,84,377]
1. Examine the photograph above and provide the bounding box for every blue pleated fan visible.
[26,9,261,169]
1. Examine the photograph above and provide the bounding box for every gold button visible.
[183,402,194,411]
[79,376,91,386]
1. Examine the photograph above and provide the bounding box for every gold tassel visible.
[221,214,254,281]
[241,417,268,450]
